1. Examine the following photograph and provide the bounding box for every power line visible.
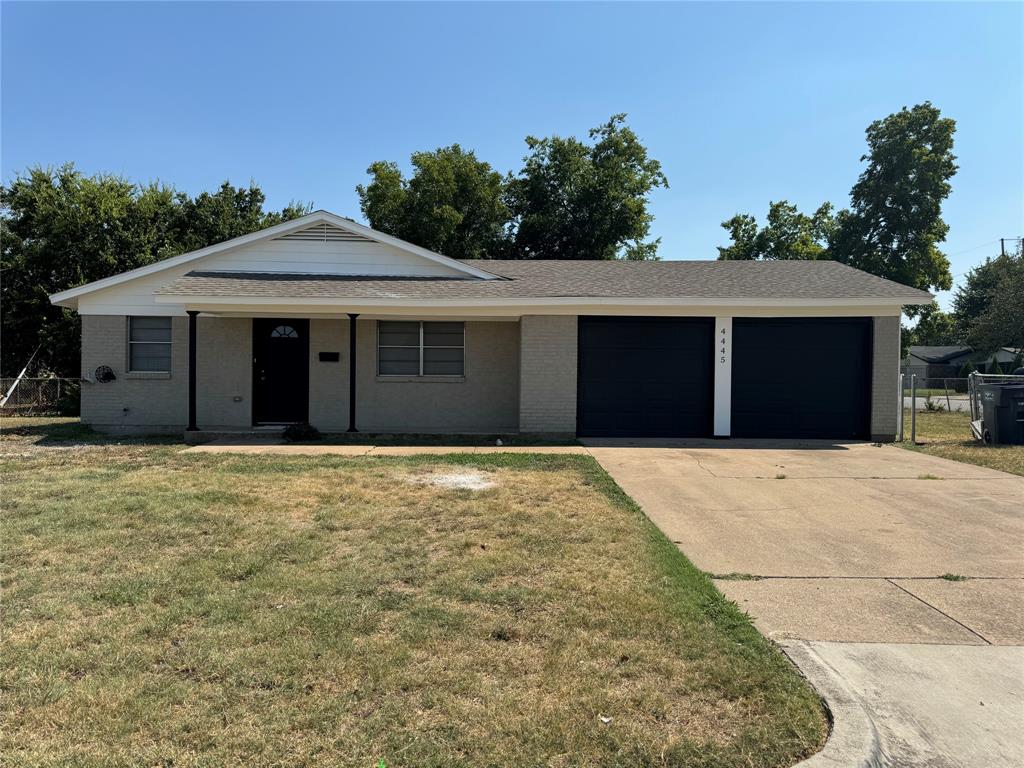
[945,237,1020,280]
[944,239,1000,259]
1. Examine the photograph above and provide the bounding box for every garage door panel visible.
[732,318,871,440]
[578,316,713,438]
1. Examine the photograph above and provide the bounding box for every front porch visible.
[170,312,572,438]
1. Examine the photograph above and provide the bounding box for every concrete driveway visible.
[584,440,1024,767]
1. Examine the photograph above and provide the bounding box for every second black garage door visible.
[577,317,714,437]
[732,318,872,440]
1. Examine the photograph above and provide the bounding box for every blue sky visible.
[2,2,1021,308]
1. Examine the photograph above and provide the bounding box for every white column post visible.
[713,316,732,437]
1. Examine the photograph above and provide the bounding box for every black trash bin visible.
[977,382,1024,445]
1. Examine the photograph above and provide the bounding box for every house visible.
[50,210,932,441]
[903,346,975,383]
[903,346,1024,383]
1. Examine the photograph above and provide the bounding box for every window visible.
[270,325,298,338]
[378,321,464,376]
[128,316,172,372]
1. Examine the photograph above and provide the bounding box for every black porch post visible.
[187,310,198,431]
[347,313,359,432]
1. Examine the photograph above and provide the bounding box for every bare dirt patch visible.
[406,470,497,490]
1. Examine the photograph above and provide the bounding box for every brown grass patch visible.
[2,419,826,767]
[901,409,1024,477]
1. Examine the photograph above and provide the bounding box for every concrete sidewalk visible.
[784,641,1024,768]
[584,440,1024,767]
[181,438,589,456]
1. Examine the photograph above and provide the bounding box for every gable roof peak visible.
[50,210,499,308]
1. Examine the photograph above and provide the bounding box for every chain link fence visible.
[899,375,971,413]
[0,377,80,415]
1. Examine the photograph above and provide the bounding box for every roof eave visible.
[154,294,928,308]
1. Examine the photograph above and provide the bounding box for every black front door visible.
[577,316,715,437]
[252,318,309,424]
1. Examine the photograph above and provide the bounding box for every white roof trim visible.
[155,295,924,308]
[49,210,499,307]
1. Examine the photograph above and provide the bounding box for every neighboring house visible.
[50,210,932,441]
[903,346,975,382]
[904,346,1023,382]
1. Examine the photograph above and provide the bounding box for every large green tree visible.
[357,145,509,260]
[903,303,958,348]
[830,102,956,296]
[717,103,956,302]
[717,201,835,261]
[506,114,668,260]
[357,116,668,261]
[954,246,1024,351]
[0,164,308,376]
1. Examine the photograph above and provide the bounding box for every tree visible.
[951,246,1020,341]
[356,145,509,260]
[830,103,956,299]
[958,246,1024,351]
[356,116,668,261]
[717,201,835,261]
[505,114,668,260]
[717,103,956,304]
[170,182,309,255]
[0,164,308,376]
[903,303,958,347]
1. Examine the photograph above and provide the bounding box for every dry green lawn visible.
[901,408,1024,477]
[1,418,825,767]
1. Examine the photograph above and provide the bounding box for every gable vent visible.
[275,222,373,243]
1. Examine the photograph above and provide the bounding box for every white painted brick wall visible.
[82,315,251,432]
[871,315,900,440]
[519,315,577,434]
[81,315,188,431]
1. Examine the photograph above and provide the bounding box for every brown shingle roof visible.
[155,259,933,303]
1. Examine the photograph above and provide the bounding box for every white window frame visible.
[127,316,173,373]
[377,321,465,377]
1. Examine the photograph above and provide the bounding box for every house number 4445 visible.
[719,327,727,364]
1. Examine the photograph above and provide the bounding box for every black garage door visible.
[577,317,714,437]
[732,318,871,439]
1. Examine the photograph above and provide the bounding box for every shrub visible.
[282,422,321,442]
[955,362,976,393]
[55,380,81,416]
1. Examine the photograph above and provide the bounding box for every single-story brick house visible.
[50,210,932,441]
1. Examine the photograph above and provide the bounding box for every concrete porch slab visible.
[182,440,371,455]
[181,438,588,456]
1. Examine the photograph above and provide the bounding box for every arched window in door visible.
[270,325,299,339]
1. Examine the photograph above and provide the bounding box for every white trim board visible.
[713,316,732,437]
[151,295,913,317]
